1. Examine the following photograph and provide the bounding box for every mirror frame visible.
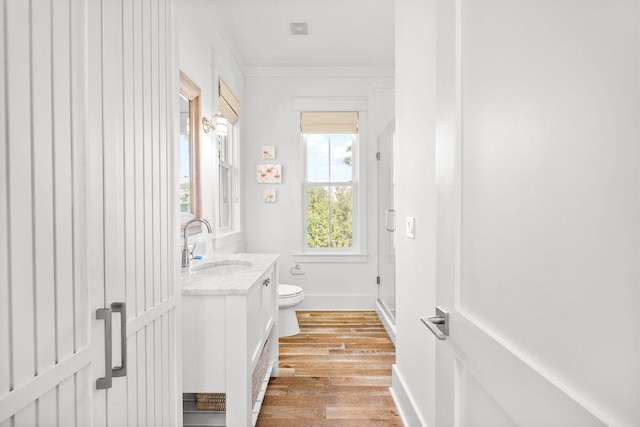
[179,70,202,229]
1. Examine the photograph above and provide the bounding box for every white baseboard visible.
[296,294,376,310]
[375,299,397,345]
[391,365,429,427]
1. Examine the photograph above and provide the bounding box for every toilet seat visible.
[279,284,303,298]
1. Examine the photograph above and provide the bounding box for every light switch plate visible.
[406,217,415,238]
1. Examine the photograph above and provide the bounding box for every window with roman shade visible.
[301,112,359,251]
[218,78,240,124]
[216,78,240,232]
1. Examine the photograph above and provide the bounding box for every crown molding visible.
[243,64,395,79]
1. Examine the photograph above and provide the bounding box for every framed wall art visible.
[256,165,282,183]
[263,189,277,203]
[262,146,276,159]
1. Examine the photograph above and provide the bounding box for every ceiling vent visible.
[289,21,310,36]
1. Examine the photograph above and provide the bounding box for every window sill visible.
[293,253,369,263]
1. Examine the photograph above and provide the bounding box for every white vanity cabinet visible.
[245,267,276,371]
[260,267,276,341]
[182,254,279,427]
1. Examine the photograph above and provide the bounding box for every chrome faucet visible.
[182,217,213,268]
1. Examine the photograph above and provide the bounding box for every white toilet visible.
[278,284,304,337]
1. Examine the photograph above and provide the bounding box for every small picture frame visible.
[263,189,277,203]
[262,146,276,159]
[257,165,282,183]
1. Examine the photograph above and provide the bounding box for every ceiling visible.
[206,0,395,68]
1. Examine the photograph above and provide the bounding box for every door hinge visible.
[376,276,381,285]
[376,152,381,160]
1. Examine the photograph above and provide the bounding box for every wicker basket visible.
[195,338,272,412]
[195,393,226,412]
[252,337,271,405]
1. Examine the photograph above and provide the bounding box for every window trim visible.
[218,161,232,231]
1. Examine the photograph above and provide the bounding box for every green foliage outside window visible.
[306,186,353,248]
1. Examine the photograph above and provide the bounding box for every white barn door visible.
[432,1,640,426]
[86,0,179,425]
[0,0,93,425]
[1,0,180,425]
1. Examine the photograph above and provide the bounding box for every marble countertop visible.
[181,253,279,296]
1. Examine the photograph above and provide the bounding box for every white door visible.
[431,1,640,426]
[87,0,180,425]
[0,1,93,425]
[1,0,180,425]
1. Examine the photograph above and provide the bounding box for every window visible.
[302,112,359,252]
[216,77,240,233]
[217,119,233,230]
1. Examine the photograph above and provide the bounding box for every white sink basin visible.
[191,261,252,276]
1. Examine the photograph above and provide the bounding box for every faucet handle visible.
[189,242,198,258]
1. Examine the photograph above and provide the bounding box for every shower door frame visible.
[376,120,396,341]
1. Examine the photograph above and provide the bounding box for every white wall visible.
[177,0,246,255]
[392,0,437,425]
[243,69,394,309]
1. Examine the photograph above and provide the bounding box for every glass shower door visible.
[377,120,396,320]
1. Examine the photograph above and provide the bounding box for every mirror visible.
[179,71,202,228]
[179,94,192,214]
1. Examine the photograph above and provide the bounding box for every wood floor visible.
[256,311,403,427]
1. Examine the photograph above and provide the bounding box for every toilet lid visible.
[279,284,303,298]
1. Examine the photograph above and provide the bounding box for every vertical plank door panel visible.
[0,0,10,397]
[154,317,163,425]
[136,330,147,427]
[13,401,36,426]
[31,0,56,376]
[36,386,57,427]
[75,366,92,426]
[161,313,170,427]
[58,374,76,427]
[6,0,36,391]
[70,0,89,353]
[51,0,76,365]
[145,323,156,426]
[158,0,169,303]
[102,0,125,318]
[169,308,177,425]
[100,4,129,420]
[86,0,106,424]
[133,0,146,318]
[123,0,137,320]
[142,0,154,312]
[126,334,139,426]
[166,0,177,303]
[150,0,162,308]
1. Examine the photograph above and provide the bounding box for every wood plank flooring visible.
[256,311,403,426]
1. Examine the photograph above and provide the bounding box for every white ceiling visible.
[206,0,395,68]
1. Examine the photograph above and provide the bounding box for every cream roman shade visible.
[218,78,240,124]
[300,111,359,134]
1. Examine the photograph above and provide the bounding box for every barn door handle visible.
[111,302,127,377]
[420,306,449,340]
[96,308,113,389]
[386,209,396,232]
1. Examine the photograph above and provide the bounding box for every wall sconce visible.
[202,114,228,136]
